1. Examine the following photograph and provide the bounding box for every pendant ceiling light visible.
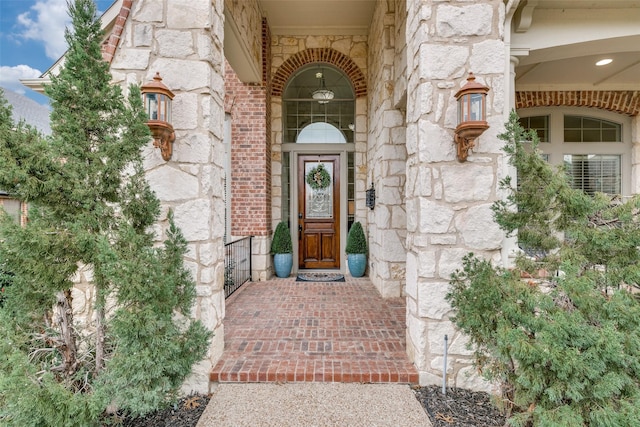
[312,71,334,104]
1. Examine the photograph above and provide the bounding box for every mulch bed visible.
[110,385,507,426]
[114,394,211,427]
[414,385,507,427]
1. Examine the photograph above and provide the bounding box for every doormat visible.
[296,273,345,282]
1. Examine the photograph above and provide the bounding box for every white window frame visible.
[518,107,632,196]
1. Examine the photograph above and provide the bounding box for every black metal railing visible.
[224,236,252,298]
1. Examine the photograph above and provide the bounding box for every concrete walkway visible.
[196,383,432,427]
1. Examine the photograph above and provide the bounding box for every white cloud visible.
[17,0,71,60]
[0,65,43,94]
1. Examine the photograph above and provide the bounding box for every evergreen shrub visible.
[0,1,210,424]
[345,221,367,254]
[270,221,292,254]
[447,111,640,426]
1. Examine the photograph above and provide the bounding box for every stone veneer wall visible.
[365,0,408,298]
[224,0,264,74]
[404,0,508,391]
[270,36,369,258]
[106,0,227,394]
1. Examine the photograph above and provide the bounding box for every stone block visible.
[156,29,194,58]
[407,313,428,370]
[419,45,468,80]
[111,48,151,70]
[456,365,494,393]
[456,205,504,250]
[133,23,153,47]
[168,0,210,29]
[147,59,211,92]
[470,40,506,74]
[418,120,456,163]
[417,281,451,319]
[133,0,163,22]
[418,250,436,278]
[436,4,493,37]
[441,164,494,203]
[418,199,454,234]
[174,133,213,163]
[174,198,212,242]
[147,167,199,201]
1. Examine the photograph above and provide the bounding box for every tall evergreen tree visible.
[0,1,210,425]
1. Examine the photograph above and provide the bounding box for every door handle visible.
[298,224,302,240]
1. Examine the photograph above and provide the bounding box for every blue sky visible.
[0,0,114,105]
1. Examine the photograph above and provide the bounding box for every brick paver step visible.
[210,277,418,384]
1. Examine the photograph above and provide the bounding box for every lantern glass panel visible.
[470,93,484,121]
[157,94,171,122]
[458,94,469,124]
[145,93,158,120]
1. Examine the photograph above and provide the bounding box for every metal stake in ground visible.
[442,334,448,395]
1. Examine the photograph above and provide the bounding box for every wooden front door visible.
[298,155,340,269]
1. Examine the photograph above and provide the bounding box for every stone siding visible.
[365,0,408,297]
[107,0,227,394]
[224,0,263,75]
[404,0,507,392]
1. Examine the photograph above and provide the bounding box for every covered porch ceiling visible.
[230,0,640,92]
[512,0,640,91]
[260,0,377,35]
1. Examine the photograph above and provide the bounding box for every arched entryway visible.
[272,50,368,275]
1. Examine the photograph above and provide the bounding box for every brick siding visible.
[271,48,367,98]
[101,0,132,64]
[223,20,272,237]
[516,90,640,117]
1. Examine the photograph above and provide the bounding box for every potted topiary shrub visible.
[271,221,293,278]
[345,221,367,277]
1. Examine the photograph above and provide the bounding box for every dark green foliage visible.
[0,1,210,425]
[447,111,640,426]
[270,221,292,254]
[345,221,367,254]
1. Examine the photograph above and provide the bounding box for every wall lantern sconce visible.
[454,72,489,162]
[366,183,376,210]
[141,72,175,161]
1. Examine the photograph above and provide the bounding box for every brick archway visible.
[516,91,640,117]
[271,48,367,98]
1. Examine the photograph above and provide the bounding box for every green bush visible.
[345,221,367,254]
[270,221,292,254]
[447,111,640,426]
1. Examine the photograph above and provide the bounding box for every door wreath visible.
[306,163,331,190]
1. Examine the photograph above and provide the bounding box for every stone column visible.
[366,1,408,297]
[404,0,507,391]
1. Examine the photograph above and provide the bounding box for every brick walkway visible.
[210,277,418,384]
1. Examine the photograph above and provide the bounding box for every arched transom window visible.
[283,64,355,144]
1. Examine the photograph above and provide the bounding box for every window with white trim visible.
[0,194,25,226]
[518,108,631,196]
